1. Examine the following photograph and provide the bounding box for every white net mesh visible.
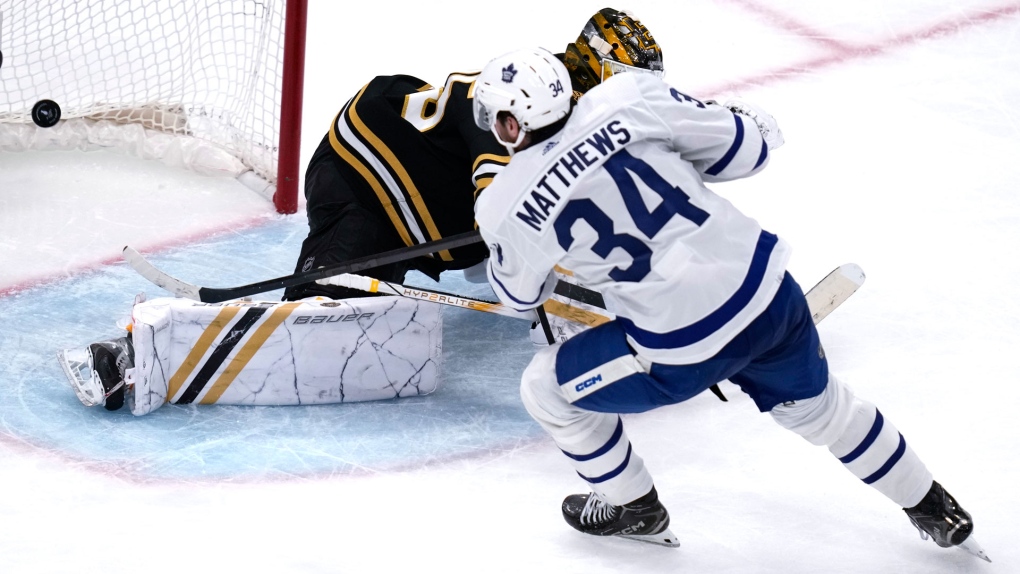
[0,0,288,185]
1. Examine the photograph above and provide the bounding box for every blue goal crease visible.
[0,217,538,481]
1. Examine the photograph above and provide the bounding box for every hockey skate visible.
[904,481,990,562]
[57,336,133,411]
[561,486,680,547]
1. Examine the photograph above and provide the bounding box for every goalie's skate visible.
[561,487,680,548]
[57,336,134,411]
[904,481,990,562]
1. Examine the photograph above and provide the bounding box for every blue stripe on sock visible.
[839,409,884,464]
[862,433,907,485]
[577,443,633,484]
[561,417,623,462]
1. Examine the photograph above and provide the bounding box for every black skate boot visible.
[88,336,133,411]
[57,335,133,411]
[561,486,679,547]
[904,481,990,562]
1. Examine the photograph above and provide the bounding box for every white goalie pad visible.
[127,296,443,416]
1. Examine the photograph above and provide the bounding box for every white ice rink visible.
[1,1,1018,572]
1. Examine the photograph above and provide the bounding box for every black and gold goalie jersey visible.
[326,71,510,270]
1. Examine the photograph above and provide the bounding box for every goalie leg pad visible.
[128,296,443,415]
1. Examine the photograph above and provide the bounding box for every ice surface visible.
[0,1,1017,573]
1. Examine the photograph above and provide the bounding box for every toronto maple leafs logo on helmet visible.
[501,63,518,83]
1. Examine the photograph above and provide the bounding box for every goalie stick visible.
[124,233,609,308]
[123,230,487,303]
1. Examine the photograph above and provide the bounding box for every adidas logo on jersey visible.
[542,140,560,154]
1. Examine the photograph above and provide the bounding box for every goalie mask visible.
[563,8,665,97]
[473,48,572,149]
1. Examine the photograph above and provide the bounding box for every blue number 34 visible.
[553,149,709,282]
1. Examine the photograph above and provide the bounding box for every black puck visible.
[0,49,4,69]
[32,99,62,128]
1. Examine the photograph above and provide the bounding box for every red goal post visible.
[0,0,307,214]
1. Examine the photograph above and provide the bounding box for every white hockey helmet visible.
[473,47,572,148]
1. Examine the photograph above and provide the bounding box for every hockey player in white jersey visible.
[471,48,987,559]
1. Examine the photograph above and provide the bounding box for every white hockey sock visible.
[520,346,654,505]
[771,375,932,508]
[827,401,932,508]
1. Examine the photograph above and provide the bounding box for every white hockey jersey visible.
[475,72,791,365]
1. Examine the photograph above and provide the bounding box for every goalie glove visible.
[723,98,785,151]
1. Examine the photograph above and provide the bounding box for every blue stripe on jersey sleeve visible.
[487,259,545,309]
[705,114,745,176]
[754,138,768,170]
[616,230,778,349]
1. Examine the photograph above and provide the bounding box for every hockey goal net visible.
[0,0,307,214]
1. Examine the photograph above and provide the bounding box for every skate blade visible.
[56,348,104,408]
[620,527,681,548]
[958,536,991,562]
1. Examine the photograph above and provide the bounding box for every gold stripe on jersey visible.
[592,13,636,66]
[328,105,416,249]
[346,86,452,260]
[199,303,302,405]
[474,177,493,200]
[166,305,242,403]
[472,153,509,199]
[475,152,514,170]
[472,153,510,174]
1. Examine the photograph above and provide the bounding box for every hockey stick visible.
[309,263,865,330]
[124,230,609,308]
[125,231,863,329]
[123,230,485,303]
[804,263,866,324]
[321,273,613,326]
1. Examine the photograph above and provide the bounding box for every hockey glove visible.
[724,98,785,151]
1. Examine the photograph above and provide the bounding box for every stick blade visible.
[122,246,202,301]
[805,263,866,324]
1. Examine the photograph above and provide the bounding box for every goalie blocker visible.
[60,294,443,415]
